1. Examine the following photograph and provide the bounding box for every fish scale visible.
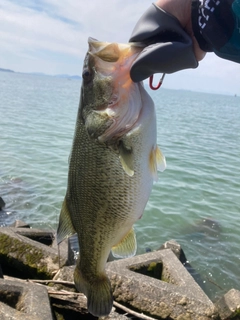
[57,37,166,317]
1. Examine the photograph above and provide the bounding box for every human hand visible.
[129,0,206,82]
[155,0,206,61]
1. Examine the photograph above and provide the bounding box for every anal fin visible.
[57,197,76,244]
[111,227,137,258]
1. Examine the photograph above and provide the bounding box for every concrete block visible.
[0,278,53,320]
[9,220,30,228]
[159,239,206,292]
[100,308,129,319]
[159,239,187,263]
[106,249,218,319]
[52,236,75,267]
[0,227,62,279]
[53,265,76,292]
[13,227,54,245]
[54,265,74,282]
[215,289,240,320]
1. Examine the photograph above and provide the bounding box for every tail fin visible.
[74,266,113,317]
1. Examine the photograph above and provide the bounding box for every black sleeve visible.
[192,0,240,63]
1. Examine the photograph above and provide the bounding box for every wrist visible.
[155,0,191,28]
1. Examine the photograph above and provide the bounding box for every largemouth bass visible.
[57,37,166,317]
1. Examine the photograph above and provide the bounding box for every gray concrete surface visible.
[106,249,218,319]
[0,278,53,320]
[215,288,240,320]
[0,227,60,279]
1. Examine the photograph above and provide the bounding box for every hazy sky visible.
[1,0,240,95]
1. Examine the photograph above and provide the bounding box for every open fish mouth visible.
[82,37,145,144]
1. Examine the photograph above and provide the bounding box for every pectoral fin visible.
[57,197,76,244]
[111,227,137,258]
[149,145,166,181]
[156,146,166,172]
[119,141,134,177]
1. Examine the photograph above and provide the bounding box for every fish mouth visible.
[84,38,144,144]
[87,37,144,77]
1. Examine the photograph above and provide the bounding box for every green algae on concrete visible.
[0,227,59,279]
[129,260,163,280]
[106,249,218,319]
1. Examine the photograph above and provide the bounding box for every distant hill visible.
[0,68,14,73]
[0,67,81,79]
[54,74,82,80]
[28,72,46,76]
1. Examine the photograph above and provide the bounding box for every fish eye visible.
[82,69,92,82]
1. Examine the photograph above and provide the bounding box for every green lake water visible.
[0,71,239,301]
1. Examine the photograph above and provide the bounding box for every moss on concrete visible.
[0,232,56,279]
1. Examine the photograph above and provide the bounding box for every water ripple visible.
[0,73,239,300]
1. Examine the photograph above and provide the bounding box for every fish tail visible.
[74,267,113,317]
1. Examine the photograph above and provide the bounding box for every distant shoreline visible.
[0,68,14,73]
[1,67,238,96]
[0,67,81,80]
